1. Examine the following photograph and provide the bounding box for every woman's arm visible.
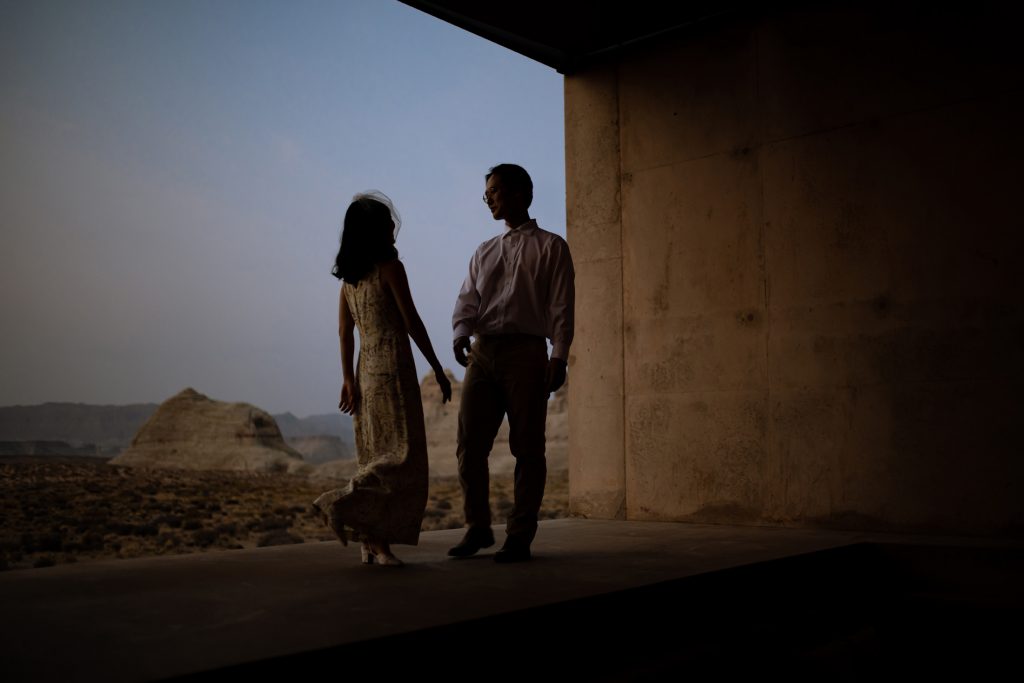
[338,285,359,414]
[380,259,452,403]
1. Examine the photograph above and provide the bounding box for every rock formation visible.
[0,402,356,461]
[419,370,568,477]
[287,435,353,465]
[272,411,353,442]
[111,388,306,474]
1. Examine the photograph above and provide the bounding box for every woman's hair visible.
[331,191,401,283]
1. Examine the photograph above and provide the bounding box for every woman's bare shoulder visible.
[377,257,406,279]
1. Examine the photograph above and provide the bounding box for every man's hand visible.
[454,336,472,367]
[545,357,567,395]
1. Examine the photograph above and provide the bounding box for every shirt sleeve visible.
[452,249,481,341]
[547,237,575,360]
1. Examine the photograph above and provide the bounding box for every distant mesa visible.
[111,388,306,474]
[3,368,568,478]
[0,440,105,457]
[0,398,355,462]
[287,435,353,465]
[0,400,159,456]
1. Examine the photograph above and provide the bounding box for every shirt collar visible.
[503,219,538,237]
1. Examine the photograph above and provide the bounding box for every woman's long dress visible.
[313,264,428,545]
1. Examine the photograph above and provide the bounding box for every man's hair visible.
[486,164,533,209]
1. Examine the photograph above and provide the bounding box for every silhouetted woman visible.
[314,192,451,566]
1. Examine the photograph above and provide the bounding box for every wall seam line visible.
[616,62,628,522]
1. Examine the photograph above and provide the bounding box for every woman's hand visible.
[435,369,452,404]
[338,380,360,415]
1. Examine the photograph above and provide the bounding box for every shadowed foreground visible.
[1,519,1021,681]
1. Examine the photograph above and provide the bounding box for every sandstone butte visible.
[111,375,568,479]
[111,388,306,474]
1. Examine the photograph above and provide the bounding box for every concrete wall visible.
[566,1,1024,536]
[565,69,626,519]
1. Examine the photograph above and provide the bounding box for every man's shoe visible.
[493,540,531,563]
[447,527,495,557]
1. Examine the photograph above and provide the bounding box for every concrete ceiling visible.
[399,1,751,73]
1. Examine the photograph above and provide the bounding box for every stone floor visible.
[1,519,1020,682]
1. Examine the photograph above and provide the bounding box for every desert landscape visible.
[0,457,568,571]
[0,372,570,572]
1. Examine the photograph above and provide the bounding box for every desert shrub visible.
[183,519,202,531]
[157,532,181,548]
[78,532,105,552]
[131,524,159,537]
[76,511,110,533]
[191,529,219,548]
[257,530,302,547]
[214,523,237,536]
[22,532,62,553]
[152,515,182,529]
[33,555,56,568]
[248,515,290,532]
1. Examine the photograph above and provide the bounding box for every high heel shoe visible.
[360,543,375,565]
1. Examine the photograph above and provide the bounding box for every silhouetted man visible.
[448,164,575,562]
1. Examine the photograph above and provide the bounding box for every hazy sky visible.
[0,0,565,416]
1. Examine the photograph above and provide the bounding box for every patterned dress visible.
[313,263,428,545]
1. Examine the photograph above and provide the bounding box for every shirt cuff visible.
[453,323,474,341]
